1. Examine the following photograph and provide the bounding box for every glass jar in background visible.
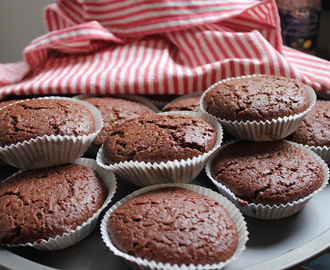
[277,0,322,55]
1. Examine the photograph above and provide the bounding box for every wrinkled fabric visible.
[0,0,329,99]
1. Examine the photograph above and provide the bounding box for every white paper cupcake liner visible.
[75,94,160,157]
[306,145,329,165]
[2,158,117,250]
[161,92,202,112]
[96,111,223,186]
[205,140,329,219]
[200,74,317,142]
[0,96,103,169]
[100,183,249,270]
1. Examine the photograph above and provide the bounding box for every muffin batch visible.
[0,74,329,269]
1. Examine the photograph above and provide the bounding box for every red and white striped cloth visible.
[0,0,329,99]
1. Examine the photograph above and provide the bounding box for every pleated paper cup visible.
[96,111,223,186]
[2,158,117,251]
[205,141,329,219]
[0,96,103,169]
[74,93,159,157]
[200,74,317,142]
[305,145,329,165]
[100,183,249,270]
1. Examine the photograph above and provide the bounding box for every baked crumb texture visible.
[0,163,107,245]
[103,114,216,164]
[203,76,310,121]
[0,99,95,147]
[287,101,330,147]
[108,187,238,265]
[162,97,201,112]
[211,141,323,205]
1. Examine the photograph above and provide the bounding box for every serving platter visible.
[0,159,329,270]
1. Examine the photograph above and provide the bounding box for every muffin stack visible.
[199,74,329,219]
[3,74,328,269]
[0,97,117,250]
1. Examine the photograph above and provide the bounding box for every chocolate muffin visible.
[162,96,201,112]
[0,100,22,109]
[211,140,324,205]
[203,75,310,122]
[0,163,107,245]
[0,98,95,147]
[103,114,216,164]
[287,100,330,147]
[108,187,238,265]
[83,96,156,147]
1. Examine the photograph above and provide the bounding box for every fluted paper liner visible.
[200,74,317,142]
[205,140,329,219]
[305,145,329,165]
[1,158,117,250]
[96,111,223,186]
[74,93,160,157]
[100,183,249,270]
[0,96,103,169]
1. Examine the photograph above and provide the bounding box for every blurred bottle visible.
[277,0,322,55]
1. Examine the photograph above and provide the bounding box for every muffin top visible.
[83,96,156,147]
[0,99,22,109]
[162,96,201,112]
[203,75,310,121]
[103,114,216,164]
[0,163,107,245]
[287,100,330,147]
[211,140,323,205]
[108,187,238,265]
[0,98,95,147]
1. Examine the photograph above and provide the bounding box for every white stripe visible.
[109,45,130,93]
[226,32,247,58]
[157,44,170,94]
[118,43,136,93]
[185,30,208,65]
[89,50,110,95]
[102,11,243,34]
[100,47,119,91]
[146,40,164,94]
[69,55,93,93]
[27,28,110,50]
[80,52,101,93]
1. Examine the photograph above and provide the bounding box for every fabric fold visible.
[0,0,329,99]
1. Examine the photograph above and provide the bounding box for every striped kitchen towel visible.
[0,0,329,99]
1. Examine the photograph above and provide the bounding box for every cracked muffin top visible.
[108,187,238,265]
[102,114,216,164]
[0,163,107,245]
[161,96,201,112]
[202,75,310,122]
[0,98,95,147]
[287,100,330,147]
[83,96,156,147]
[211,140,323,206]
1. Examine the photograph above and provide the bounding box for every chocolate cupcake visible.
[287,100,329,164]
[101,183,248,269]
[0,97,103,169]
[162,95,201,112]
[0,98,95,147]
[206,140,329,219]
[0,158,117,250]
[102,113,216,164]
[201,75,316,141]
[97,111,223,186]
